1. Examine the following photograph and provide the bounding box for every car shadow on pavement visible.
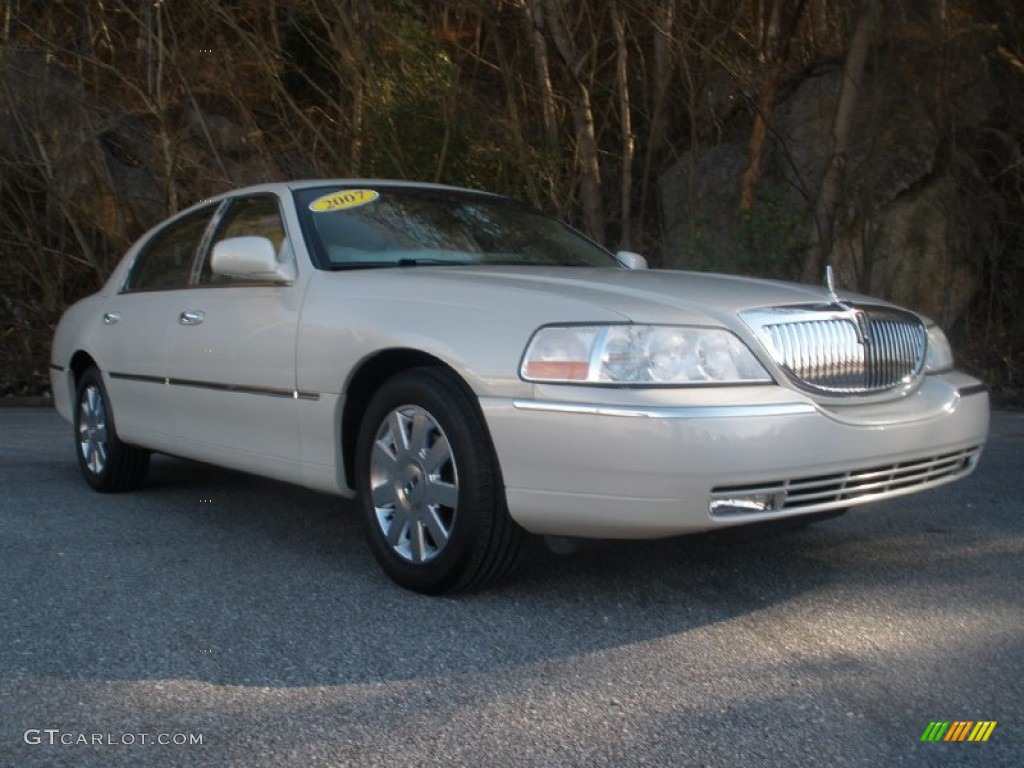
[2,451,846,689]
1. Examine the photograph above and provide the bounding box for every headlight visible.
[520,325,772,385]
[925,324,954,373]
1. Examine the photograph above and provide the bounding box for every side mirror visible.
[615,250,648,270]
[211,236,295,284]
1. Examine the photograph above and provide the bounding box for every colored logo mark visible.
[920,721,997,742]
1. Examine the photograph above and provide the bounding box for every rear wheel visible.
[355,367,525,594]
[74,366,150,492]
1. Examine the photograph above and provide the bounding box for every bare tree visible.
[611,0,634,248]
[536,0,604,239]
[739,0,807,211]
[804,0,879,282]
[518,0,560,154]
[638,0,675,237]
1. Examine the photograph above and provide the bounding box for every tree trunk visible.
[539,0,603,240]
[520,0,559,153]
[739,0,807,211]
[639,0,674,241]
[803,0,878,282]
[611,0,634,249]
[492,27,543,207]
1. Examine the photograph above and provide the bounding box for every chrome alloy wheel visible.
[78,384,109,475]
[369,404,459,564]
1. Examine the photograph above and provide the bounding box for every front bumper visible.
[481,372,989,538]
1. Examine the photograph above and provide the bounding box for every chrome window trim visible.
[189,198,234,285]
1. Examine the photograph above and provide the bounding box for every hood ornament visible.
[825,265,848,309]
[824,265,871,345]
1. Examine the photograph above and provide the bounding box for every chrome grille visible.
[709,446,982,518]
[742,305,927,395]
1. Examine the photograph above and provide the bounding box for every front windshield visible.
[294,186,619,269]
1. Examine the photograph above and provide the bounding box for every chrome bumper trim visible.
[511,400,816,420]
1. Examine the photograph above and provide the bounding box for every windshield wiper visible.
[324,262,400,271]
[324,259,472,271]
[396,258,473,267]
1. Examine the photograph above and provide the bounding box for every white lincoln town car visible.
[51,180,990,593]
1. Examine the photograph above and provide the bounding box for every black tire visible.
[355,367,525,594]
[73,366,150,492]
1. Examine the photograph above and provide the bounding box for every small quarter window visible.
[201,196,286,284]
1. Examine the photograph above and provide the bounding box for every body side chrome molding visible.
[108,371,319,401]
[511,400,815,419]
[108,372,161,384]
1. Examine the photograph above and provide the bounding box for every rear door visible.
[95,205,219,449]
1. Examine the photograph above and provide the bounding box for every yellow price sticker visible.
[308,188,380,212]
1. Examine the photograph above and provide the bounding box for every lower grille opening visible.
[709,447,981,517]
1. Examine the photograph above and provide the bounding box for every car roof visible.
[198,179,506,204]
[170,179,516,227]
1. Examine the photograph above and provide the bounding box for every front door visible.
[166,195,304,477]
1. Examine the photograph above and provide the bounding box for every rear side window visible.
[125,207,215,292]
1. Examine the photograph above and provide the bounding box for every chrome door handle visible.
[102,312,121,325]
[178,310,205,325]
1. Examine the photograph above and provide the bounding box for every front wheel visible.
[355,367,525,594]
[74,366,150,492]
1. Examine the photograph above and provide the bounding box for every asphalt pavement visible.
[1,407,1021,767]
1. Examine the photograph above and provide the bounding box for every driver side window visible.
[200,195,286,284]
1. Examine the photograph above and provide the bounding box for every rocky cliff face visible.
[659,28,1011,329]
[0,45,281,265]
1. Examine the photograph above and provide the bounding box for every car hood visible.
[393,266,879,326]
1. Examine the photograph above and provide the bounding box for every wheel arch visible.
[68,351,99,407]
[340,348,482,491]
